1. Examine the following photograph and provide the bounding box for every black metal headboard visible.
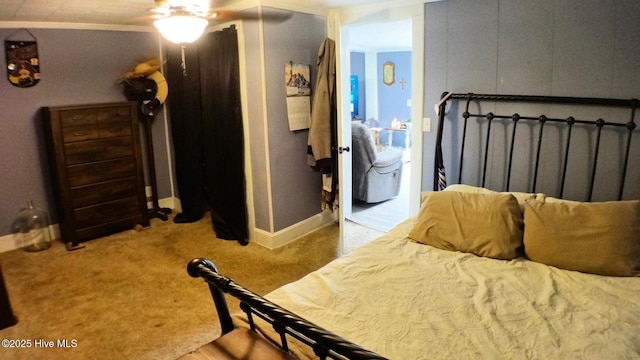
[434,93,638,201]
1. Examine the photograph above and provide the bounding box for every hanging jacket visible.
[307,38,336,173]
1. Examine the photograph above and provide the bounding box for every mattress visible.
[237,218,640,359]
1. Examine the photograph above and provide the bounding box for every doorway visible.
[347,25,413,231]
[336,3,424,255]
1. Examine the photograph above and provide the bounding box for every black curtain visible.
[166,26,248,245]
[165,44,205,222]
[200,27,248,243]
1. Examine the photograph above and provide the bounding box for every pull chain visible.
[181,45,187,76]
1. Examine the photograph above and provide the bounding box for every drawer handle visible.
[100,208,118,216]
[74,130,88,136]
[73,115,82,120]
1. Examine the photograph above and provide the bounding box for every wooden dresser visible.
[43,102,149,249]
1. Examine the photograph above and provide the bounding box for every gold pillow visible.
[443,184,542,211]
[523,198,640,277]
[409,191,524,260]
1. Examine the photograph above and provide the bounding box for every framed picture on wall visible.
[382,61,394,86]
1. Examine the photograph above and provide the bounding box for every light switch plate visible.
[423,117,431,132]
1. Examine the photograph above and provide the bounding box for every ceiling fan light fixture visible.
[154,15,208,44]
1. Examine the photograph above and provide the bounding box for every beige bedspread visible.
[238,218,640,359]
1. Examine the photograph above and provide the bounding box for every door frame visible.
[330,3,425,251]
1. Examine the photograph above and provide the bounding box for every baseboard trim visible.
[0,224,60,254]
[1,196,179,254]
[252,211,337,249]
[159,197,181,213]
[0,233,16,253]
[1,201,333,253]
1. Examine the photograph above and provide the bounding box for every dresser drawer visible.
[97,106,131,123]
[74,197,141,229]
[61,109,97,127]
[62,124,99,143]
[70,177,139,208]
[67,158,136,187]
[98,121,131,138]
[74,215,145,241]
[62,107,133,142]
[64,136,133,165]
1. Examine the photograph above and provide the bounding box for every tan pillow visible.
[420,191,433,205]
[523,198,640,277]
[409,191,524,260]
[443,184,542,211]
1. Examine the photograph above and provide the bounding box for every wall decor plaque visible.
[382,61,395,86]
[5,29,40,88]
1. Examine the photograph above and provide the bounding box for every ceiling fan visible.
[149,0,223,44]
[148,0,290,44]
[146,1,291,76]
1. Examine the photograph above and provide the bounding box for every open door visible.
[332,16,352,255]
[331,4,425,254]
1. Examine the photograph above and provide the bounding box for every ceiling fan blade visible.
[210,8,293,22]
[144,1,293,25]
[260,8,294,22]
[130,14,164,25]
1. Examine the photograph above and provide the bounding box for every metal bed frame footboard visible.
[187,258,386,360]
[433,92,638,201]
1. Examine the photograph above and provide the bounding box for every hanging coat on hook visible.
[307,38,337,210]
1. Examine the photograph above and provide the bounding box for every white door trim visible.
[329,3,424,252]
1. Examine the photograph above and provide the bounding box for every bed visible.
[186,93,640,359]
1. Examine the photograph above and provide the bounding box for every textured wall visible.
[262,8,327,232]
[423,0,640,200]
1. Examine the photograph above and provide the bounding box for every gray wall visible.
[261,8,327,232]
[423,0,640,200]
[0,28,168,236]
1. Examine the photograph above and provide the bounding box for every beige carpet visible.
[0,212,381,360]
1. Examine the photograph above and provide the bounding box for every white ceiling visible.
[347,20,412,52]
[0,0,413,51]
[0,0,393,27]
[0,0,153,27]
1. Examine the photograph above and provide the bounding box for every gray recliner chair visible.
[351,122,403,203]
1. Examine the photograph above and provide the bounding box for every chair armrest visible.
[373,149,403,168]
